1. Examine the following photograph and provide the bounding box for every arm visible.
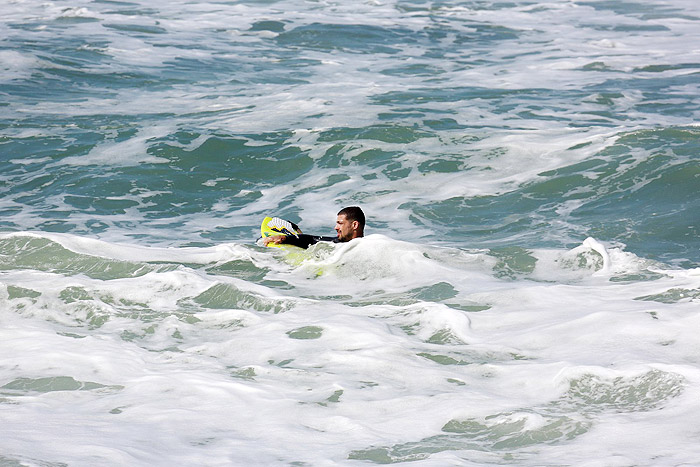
[263,235,287,246]
[263,234,336,249]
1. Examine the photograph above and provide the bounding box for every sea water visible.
[1,0,699,465]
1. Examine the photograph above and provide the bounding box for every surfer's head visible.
[335,206,365,242]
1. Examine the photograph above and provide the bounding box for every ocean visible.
[1,0,699,465]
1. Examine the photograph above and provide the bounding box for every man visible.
[263,206,365,249]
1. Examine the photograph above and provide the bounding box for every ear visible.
[351,220,359,230]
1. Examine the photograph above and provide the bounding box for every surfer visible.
[263,206,365,249]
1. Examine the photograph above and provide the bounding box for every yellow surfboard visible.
[260,216,303,248]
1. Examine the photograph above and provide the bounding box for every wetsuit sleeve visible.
[282,234,337,249]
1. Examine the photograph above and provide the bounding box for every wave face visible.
[1,0,699,465]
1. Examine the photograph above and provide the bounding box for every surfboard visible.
[260,216,303,248]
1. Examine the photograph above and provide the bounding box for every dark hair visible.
[338,206,365,230]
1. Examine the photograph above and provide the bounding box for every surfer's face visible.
[335,214,358,242]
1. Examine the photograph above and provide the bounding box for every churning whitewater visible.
[1,0,699,465]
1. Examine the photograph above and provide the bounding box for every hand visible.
[263,235,286,246]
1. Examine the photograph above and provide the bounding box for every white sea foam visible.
[0,50,38,82]
[2,233,699,465]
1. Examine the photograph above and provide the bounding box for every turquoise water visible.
[2,0,698,264]
[1,0,700,465]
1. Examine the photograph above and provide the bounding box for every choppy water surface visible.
[1,0,699,465]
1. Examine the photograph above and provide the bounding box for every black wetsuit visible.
[283,234,339,249]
